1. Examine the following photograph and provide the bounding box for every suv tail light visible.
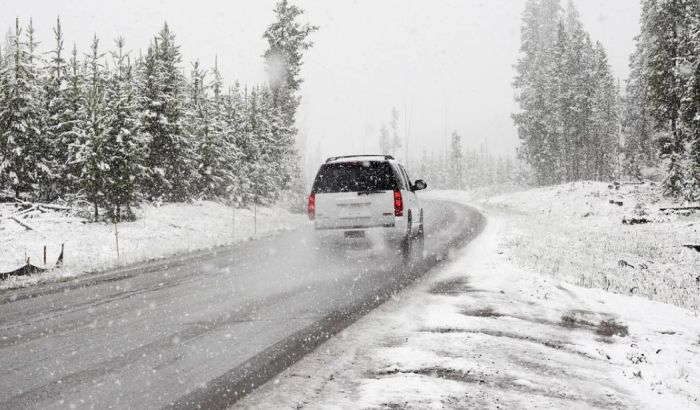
[394,189,403,217]
[308,193,316,220]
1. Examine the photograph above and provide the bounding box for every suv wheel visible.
[400,212,413,257]
[415,210,425,256]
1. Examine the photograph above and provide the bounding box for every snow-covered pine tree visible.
[389,107,401,157]
[141,24,194,202]
[259,84,292,200]
[514,0,619,185]
[0,18,48,199]
[417,147,429,184]
[102,37,146,221]
[263,0,317,123]
[449,131,463,189]
[550,20,569,182]
[26,18,52,199]
[513,0,562,185]
[0,34,7,191]
[639,0,692,197]
[263,0,317,198]
[44,16,73,199]
[563,2,597,180]
[244,86,276,204]
[680,5,700,199]
[590,42,619,181]
[63,44,88,196]
[190,57,238,200]
[80,35,108,220]
[623,37,656,180]
[378,124,390,154]
[186,59,210,198]
[222,82,250,206]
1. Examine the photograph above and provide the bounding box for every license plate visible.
[344,231,365,238]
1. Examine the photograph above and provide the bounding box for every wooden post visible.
[114,220,120,261]
[43,245,47,266]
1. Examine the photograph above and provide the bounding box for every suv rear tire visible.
[400,213,413,257]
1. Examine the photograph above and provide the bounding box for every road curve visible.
[0,200,484,409]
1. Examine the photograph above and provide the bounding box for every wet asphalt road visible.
[0,200,484,409]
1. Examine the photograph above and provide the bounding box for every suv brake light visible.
[394,189,403,217]
[308,193,316,220]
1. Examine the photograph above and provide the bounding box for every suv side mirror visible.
[412,180,427,191]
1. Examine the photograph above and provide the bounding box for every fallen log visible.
[683,245,700,253]
[0,244,64,281]
[622,216,651,225]
[37,203,73,211]
[0,263,44,280]
[618,259,635,269]
[660,206,700,212]
[0,206,38,220]
[10,215,37,231]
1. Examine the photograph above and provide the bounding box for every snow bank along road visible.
[0,199,484,409]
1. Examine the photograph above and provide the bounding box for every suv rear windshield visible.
[312,161,398,193]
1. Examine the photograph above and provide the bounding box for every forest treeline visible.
[416,131,526,190]
[370,107,525,191]
[513,0,620,186]
[624,0,700,198]
[0,0,317,221]
[515,0,700,200]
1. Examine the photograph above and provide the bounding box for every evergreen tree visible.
[63,44,88,195]
[141,24,194,201]
[644,0,687,196]
[514,0,620,185]
[186,59,210,197]
[244,86,277,203]
[0,18,48,198]
[102,37,145,221]
[263,0,317,197]
[190,57,239,200]
[0,11,318,212]
[513,0,562,185]
[44,16,73,199]
[449,131,463,189]
[625,0,700,197]
[590,42,619,180]
[222,83,249,205]
[80,35,108,219]
[623,40,655,180]
[378,124,390,154]
[389,107,401,156]
[680,6,700,198]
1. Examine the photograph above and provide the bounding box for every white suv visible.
[308,155,427,254]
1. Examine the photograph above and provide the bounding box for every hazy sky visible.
[0,0,641,167]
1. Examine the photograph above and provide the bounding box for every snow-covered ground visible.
[479,181,700,312]
[0,201,306,290]
[234,188,700,409]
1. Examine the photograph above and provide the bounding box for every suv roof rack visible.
[325,155,394,163]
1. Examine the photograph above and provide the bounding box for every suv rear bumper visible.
[314,222,395,230]
[313,217,407,242]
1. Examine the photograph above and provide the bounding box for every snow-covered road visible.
[235,193,700,409]
[0,199,483,409]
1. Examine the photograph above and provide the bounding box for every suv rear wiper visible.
[357,190,386,196]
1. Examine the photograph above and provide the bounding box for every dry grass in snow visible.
[457,181,700,312]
